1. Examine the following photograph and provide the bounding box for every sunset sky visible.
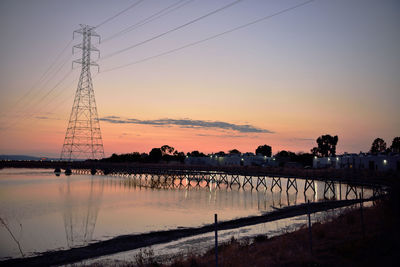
[0,0,399,158]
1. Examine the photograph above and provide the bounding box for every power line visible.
[13,82,76,131]
[5,70,90,132]
[1,51,74,131]
[2,70,74,131]
[95,0,146,28]
[1,0,141,129]
[15,55,72,116]
[102,0,315,73]
[0,39,73,118]
[3,51,72,123]
[8,0,144,115]
[100,0,244,61]
[1,1,144,132]
[30,70,74,114]
[33,76,79,118]
[46,72,99,118]
[101,0,194,43]
[45,92,75,118]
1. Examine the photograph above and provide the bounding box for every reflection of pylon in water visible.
[60,178,104,247]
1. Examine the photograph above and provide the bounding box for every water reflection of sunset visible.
[0,168,373,259]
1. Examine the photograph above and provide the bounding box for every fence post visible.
[307,200,313,255]
[359,193,365,239]
[215,213,218,267]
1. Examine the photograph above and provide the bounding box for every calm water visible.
[0,168,371,260]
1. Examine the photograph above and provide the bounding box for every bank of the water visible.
[159,198,399,267]
[0,198,373,267]
[77,204,352,266]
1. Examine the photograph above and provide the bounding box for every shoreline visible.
[0,197,376,267]
[163,196,398,266]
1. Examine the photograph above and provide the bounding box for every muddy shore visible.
[165,196,399,267]
[0,197,376,267]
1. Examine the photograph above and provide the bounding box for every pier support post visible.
[219,174,228,185]
[323,180,336,199]
[256,176,267,190]
[345,184,357,199]
[209,173,217,185]
[229,174,240,188]
[286,178,298,192]
[304,179,315,193]
[271,177,282,191]
[243,175,254,189]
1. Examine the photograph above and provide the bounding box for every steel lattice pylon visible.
[61,25,104,161]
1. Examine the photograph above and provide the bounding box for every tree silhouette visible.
[390,137,400,153]
[215,151,226,157]
[160,145,175,155]
[102,152,141,162]
[311,135,338,157]
[310,147,319,156]
[275,150,296,159]
[370,138,386,154]
[187,151,206,157]
[255,145,272,157]
[149,148,162,162]
[229,149,241,155]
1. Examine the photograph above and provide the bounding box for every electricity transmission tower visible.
[60,24,104,161]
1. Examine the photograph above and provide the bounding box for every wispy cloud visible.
[292,138,314,141]
[196,133,246,138]
[100,116,274,134]
[36,116,50,120]
[35,116,60,120]
[286,137,315,143]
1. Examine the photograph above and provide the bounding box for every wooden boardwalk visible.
[1,160,392,195]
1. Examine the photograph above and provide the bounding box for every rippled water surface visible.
[0,168,371,259]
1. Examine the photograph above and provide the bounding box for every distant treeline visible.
[100,145,185,163]
[99,144,314,166]
[97,136,400,166]
[274,151,314,167]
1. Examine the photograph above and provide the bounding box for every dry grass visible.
[87,197,400,267]
[163,199,400,267]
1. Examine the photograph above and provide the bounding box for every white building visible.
[313,153,400,171]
